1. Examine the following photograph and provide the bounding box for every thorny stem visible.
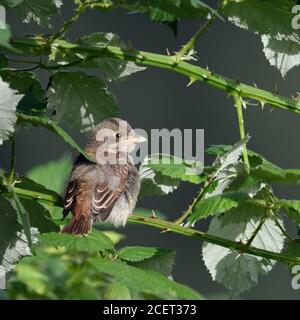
[5,185,300,266]
[233,93,250,169]
[176,3,225,62]
[47,4,85,43]
[175,176,215,225]
[10,37,300,115]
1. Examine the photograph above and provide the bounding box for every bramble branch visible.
[10,36,300,116]
[7,183,300,266]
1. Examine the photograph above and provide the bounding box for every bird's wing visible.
[90,167,129,221]
[62,180,77,219]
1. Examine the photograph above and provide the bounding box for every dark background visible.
[1,1,300,299]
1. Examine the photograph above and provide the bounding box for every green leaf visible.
[0,0,24,7]
[207,144,300,185]
[286,240,300,264]
[278,199,300,225]
[15,0,62,28]
[15,176,62,206]
[26,154,72,220]
[0,75,24,145]
[118,246,157,262]
[47,71,119,133]
[203,137,250,199]
[262,35,300,77]
[17,113,85,156]
[223,0,297,40]
[189,192,250,223]
[0,196,37,281]
[251,164,300,184]
[21,198,59,233]
[202,204,285,297]
[0,70,46,114]
[39,229,114,252]
[146,154,204,184]
[89,258,202,300]
[101,231,125,245]
[103,283,132,300]
[71,32,146,82]
[27,154,72,194]
[131,248,176,277]
[0,53,8,68]
[0,25,15,50]
[96,0,222,22]
[139,155,180,199]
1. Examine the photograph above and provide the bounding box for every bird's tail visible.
[61,216,92,235]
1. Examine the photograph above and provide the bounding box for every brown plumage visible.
[61,118,146,235]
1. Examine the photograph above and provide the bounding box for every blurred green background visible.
[1,2,300,299]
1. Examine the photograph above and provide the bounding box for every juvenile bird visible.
[61,118,146,235]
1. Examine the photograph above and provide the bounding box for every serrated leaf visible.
[278,199,300,225]
[26,154,71,220]
[262,35,300,77]
[251,164,300,184]
[0,70,46,114]
[89,258,202,300]
[223,0,297,40]
[0,195,38,286]
[131,248,176,277]
[15,0,62,28]
[27,154,72,194]
[202,204,285,297]
[47,71,119,133]
[146,154,204,184]
[139,155,179,198]
[95,0,221,22]
[40,229,114,252]
[204,137,249,198]
[73,32,146,82]
[118,246,157,262]
[0,75,23,145]
[0,25,15,50]
[189,192,250,223]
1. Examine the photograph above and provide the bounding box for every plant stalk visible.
[7,185,300,266]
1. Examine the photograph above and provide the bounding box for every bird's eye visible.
[115,132,121,139]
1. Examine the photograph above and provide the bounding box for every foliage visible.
[0,0,300,300]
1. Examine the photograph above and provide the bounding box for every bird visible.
[61,117,146,235]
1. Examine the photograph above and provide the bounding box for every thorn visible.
[268,107,274,114]
[252,82,258,88]
[151,210,157,219]
[160,228,170,234]
[241,97,247,109]
[274,83,279,95]
[187,77,197,87]
[295,92,300,100]
[260,100,265,110]
[166,48,171,56]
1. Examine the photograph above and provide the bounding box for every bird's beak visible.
[127,131,147,144]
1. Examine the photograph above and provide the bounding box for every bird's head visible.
[85,118,146,164]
